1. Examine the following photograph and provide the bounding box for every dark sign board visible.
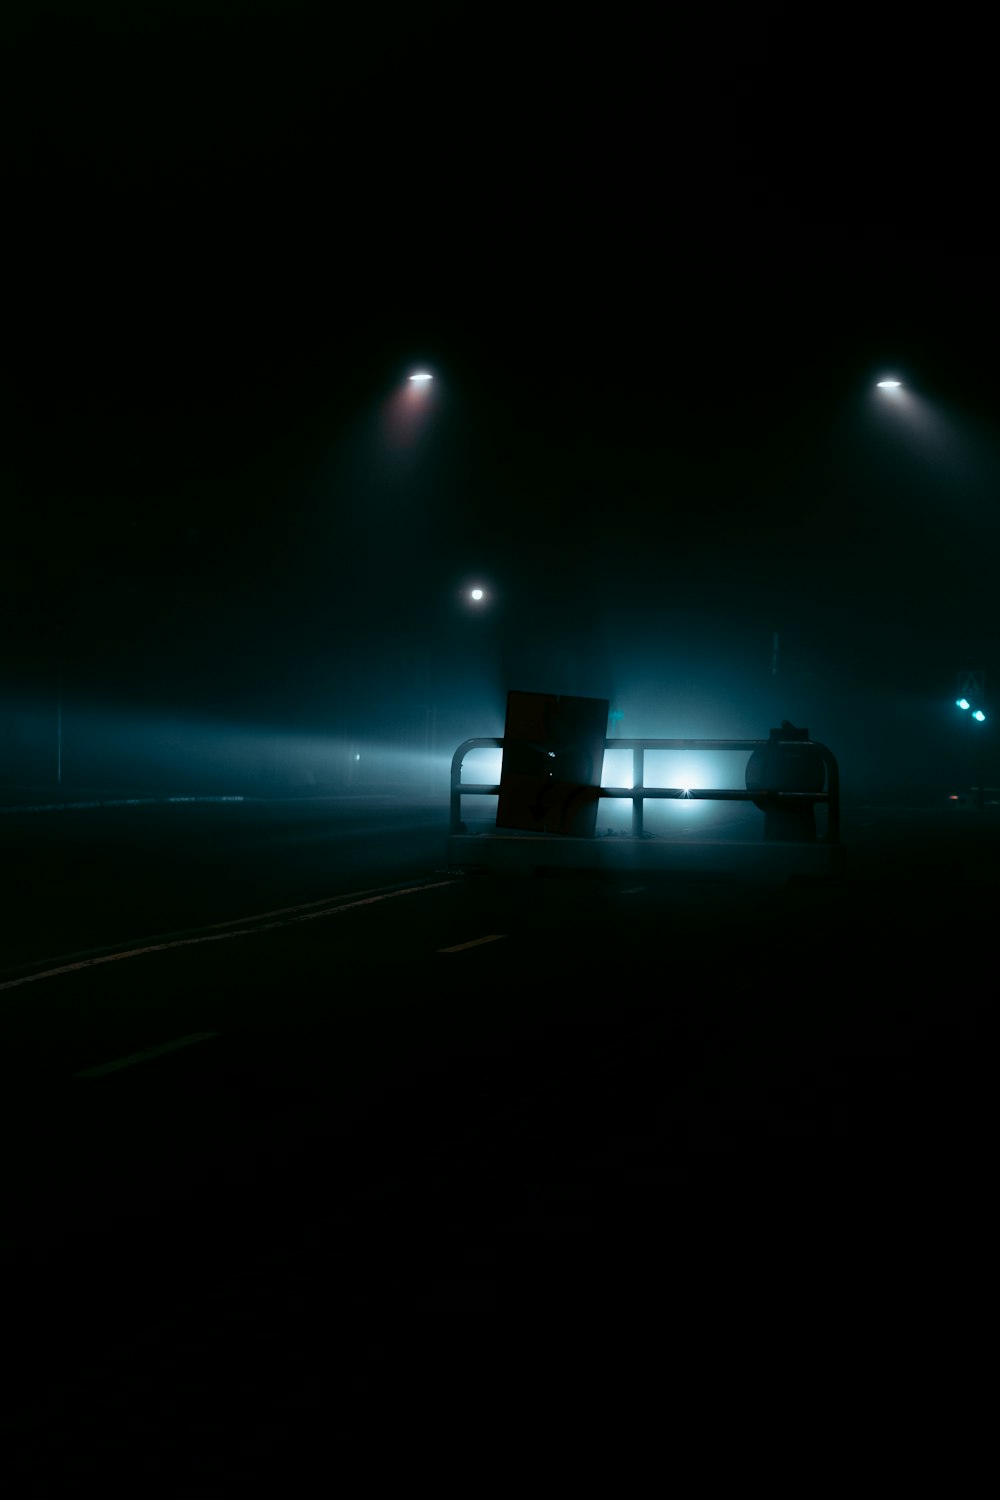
[496,690,609,837]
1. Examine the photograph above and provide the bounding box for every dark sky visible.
[3,5,997,773]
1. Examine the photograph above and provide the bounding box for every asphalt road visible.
[0,793,451,972]
[2,793,993,1479]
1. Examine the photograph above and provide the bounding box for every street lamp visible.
[955,679,989,807]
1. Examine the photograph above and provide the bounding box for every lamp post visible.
[873,380,994,807]
[956,674,988,808]
[458,578,505,725]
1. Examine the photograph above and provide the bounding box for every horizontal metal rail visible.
[450,737,840,841]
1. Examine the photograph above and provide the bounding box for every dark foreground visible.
[1,799,993,1480]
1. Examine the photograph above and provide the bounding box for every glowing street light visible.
[877,378,902,389]
[409,371,433,384]
[955,680,989,808]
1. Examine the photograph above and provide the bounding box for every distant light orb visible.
[957,698,971,710]
[409,371,433,384]
[973,709,986,722]
[877,378,902,389]
[470,588,484,601]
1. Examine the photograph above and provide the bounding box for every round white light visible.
[470,588,484,601]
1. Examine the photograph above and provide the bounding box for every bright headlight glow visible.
[409,371,433,383]
[673,767,704,793]
[462,747,503,785]
[601,750,633,790]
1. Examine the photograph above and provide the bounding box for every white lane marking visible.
[0,879,459,992]
[0,796,246,815]
[438,934,506,953]
[75,1032,219,1078]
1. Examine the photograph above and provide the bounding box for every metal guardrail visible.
[450,736,841,841]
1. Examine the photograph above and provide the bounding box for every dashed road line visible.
[438,934,506,952]
[0,879,460,992]
[75,1032,220,1077]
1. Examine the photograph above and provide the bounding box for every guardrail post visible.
[632,746,644,836]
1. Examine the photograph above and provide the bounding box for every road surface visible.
[1,792,992,1478]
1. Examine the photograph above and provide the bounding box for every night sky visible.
[3,6,997,794]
